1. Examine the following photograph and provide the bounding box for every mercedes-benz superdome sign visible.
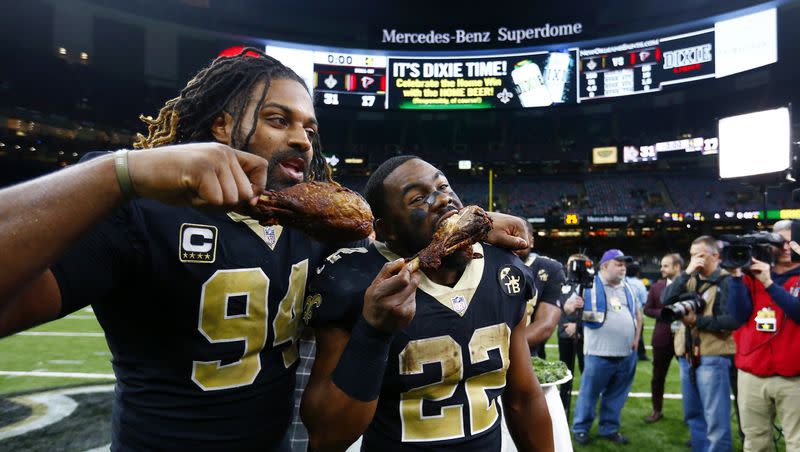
[264,6,777,111]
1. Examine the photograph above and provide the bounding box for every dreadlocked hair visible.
[133,46,333,183]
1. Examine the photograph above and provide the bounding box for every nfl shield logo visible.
[452,295,467,314]
[264,226,277,248]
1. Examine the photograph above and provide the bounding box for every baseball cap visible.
[599,249,633,265]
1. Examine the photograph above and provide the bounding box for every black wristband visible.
[332,315,394,402]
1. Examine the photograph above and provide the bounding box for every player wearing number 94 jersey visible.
[0,50,345,451]
[301,156,554,451]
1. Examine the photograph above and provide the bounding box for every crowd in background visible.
[524,220,800,451]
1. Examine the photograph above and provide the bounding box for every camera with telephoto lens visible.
[566,258,595,291]
[719,232,784,269]
[660,292,706,322]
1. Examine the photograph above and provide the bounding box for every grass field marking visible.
[64,315,96,320]
[566,391,685,399]
[15,332,105,337]
[567,391,735,400]
[543,344,653,350]
[0,384,113,441]
[0,371,115,379]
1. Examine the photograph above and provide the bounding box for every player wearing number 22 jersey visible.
[301,156,553,452]
[52,196,351,450]
[306,243,539,450]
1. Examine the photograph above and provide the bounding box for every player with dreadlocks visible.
[133,47,332,186]
[0,47,340,451]
[0,46,533,450]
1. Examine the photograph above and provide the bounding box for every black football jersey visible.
[522,254,566,355]
[306,242,533,451]
[52,189,345,450]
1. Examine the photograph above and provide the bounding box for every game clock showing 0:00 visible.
[313,52,387,109]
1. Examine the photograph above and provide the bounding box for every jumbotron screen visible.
[387,51,576,109]
[265,7,776,110]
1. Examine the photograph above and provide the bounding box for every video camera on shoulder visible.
[661,292,706,322]
[720,232,785,269]
[567,258,595,291]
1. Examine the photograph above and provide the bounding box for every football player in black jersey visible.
[518,223,566,358]
[0,48,330,451]
[0,50,533,450]
[301,156,553,452]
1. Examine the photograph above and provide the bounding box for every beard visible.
[266,149,310,191]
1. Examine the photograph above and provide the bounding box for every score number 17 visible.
[322,93,377,108]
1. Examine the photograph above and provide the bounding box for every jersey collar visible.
[227,212,284,250]
[373,241,484,317]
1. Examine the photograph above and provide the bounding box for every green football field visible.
[0,313,786,451]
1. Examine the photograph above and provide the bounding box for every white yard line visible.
[0,371,115,379]
[64,315,96,320]
[1,371,697,399]
[15,332,104,337]
[544,344,653,350]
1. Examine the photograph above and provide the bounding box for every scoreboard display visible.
[388,50,576,109]
[578,28,715,102]
[313,52,387,109]
[262,7,775,110]
[579,40,660,100]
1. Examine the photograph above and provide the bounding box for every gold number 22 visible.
[191,262,308,391]
[399,323,510,442]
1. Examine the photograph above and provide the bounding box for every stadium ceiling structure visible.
[83,0,775,49]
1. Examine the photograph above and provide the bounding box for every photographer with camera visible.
[727,220,800,451]
[557,253,592,417]
[642,253,684,424]
[661,236,742,452]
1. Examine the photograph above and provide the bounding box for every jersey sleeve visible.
[304,246,374,330]
[51,153,148,317]
[508,255,535,325]
[539,258,566,306]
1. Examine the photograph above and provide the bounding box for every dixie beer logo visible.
[663,44,712,72]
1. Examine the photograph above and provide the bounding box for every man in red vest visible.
[728,220,800,451]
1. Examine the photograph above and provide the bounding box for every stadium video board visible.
[578,29,715,102]
[263,7,776,110]
[314,52,387,109]
[387,50,576,109]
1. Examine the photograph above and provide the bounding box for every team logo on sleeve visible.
[179,223,217,263]
[303,293,322,324]
[538,269,549,282]
[498,266,523,295]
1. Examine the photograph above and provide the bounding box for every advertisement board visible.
[387,50,577,109]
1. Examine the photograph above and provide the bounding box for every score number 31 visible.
[322,93,377,107]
